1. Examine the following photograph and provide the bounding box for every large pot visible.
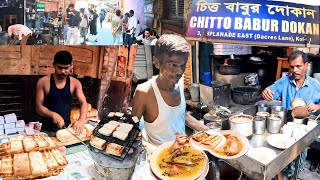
[229,114,253,138]
[218,65,240,75]
[203,113,230,130]
[232,86,260,105]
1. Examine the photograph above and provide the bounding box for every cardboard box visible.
[0,129,4,135]
[16,127,25,132]
[4,113,17,124]
[0,116,4,124]
[16,120,25,128]
[0,124,3,130]
[4,123,15,129]
[5,128,17,135]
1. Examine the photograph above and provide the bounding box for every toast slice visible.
[23,137,39,152]
[105,143,124,156]
[10,140,24,154]
[42,150,59,171]
[192,131,210,142]
[29,151,49,176]
[201,134,223,149]
[34,136,49,150]
[90,136,106,150]
[50,149,68,167]
[112,131,128,141]
[13,153,31,177]
[43,136,57,149]
[0,155,13,177]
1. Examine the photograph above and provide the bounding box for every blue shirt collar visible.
[290,75,309,87]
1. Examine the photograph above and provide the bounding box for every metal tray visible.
[91,114,140,161]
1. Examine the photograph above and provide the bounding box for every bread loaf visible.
[90,136,106,150]
[14,153,31,177]
[29,151,49,176]
[56,128,86,143]
[112,131,128,141]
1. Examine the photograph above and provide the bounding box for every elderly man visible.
[7,24,32,45]
[36,51,88,135]
[132,34,209,157]
[262,50,320,179]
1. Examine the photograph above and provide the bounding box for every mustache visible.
[292,72,300,76]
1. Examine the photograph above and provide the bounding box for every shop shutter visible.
[134,46,148,80]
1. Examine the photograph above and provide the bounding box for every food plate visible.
[267,134,295,149]
[207,130,250,160]
[189,130,226,151]
[150,141,209,180]
[247,147,277,165]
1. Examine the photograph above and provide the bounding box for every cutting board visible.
[51,136,91,147]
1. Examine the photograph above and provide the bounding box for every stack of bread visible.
[98,121,133,141]
[90,136,125,157]
[0,136,68,179]
[70,103,98,123]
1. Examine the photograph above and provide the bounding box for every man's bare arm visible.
[72,79,88,134]
[131,87,146,121]
[186,113,209,131]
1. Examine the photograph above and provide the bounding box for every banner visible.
[186,0,320,45]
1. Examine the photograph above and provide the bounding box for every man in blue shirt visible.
[262,50,320,179]
[66,4,81,45]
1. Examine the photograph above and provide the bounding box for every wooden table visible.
[276,57,290,80]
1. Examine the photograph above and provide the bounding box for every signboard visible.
[186,0,320,45]
[36,3,45,12]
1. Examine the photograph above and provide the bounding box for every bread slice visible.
[90,136,106,150]
[0,142,11,155]
[10,140,24,154]
[105,143,124,156]
[98,127,113,136]
[192,131,210,142]
[201,135,223,149]
[34,136,49,150]
[42,150,59,171]
[50,149,68,167]
[14,153,31,177]
[108,120,120,126]
[84,124,95,136]
[102,123,118,131]
[43,136,57,149]
[22,138,39,152]
[1,155,13,177]
[29,151,49,176]
[119,123,133,130]
[115,112,124,117]
[115,126,132,134]
[112,131,128,141]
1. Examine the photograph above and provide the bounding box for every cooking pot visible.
[218,64,240,75]
[267,114,282,133]
[232,86,260,105]
[203,113,230,130]
[229,114,253,138]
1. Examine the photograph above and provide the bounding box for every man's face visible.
[69,7,74,12]
[144,30,150,38]
[130,12,133,17]
[289,55,308,80]
[53,63,72,80]
[156,55,188,87]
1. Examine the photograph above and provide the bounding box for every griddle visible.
[90,114,141,161]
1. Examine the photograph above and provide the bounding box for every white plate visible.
[247,147,277,165]
[189,130,226,151]
[267,134,295,149]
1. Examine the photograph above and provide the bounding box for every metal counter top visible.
[224,124,320,180]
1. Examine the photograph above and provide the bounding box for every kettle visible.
[245,73,259,86]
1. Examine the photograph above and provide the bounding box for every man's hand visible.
[70,118,86,135]
[143,142,156,162]
[52,112,65,129]
[307,103,319,113]
[262,89,275,101]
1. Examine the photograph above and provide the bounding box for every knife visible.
[63,126,89,148]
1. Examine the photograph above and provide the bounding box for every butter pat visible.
[5,128,17,135]
[0,116,4,124]
[4,113,17,123]
[4,123,15,129]
[15,120,25,128]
